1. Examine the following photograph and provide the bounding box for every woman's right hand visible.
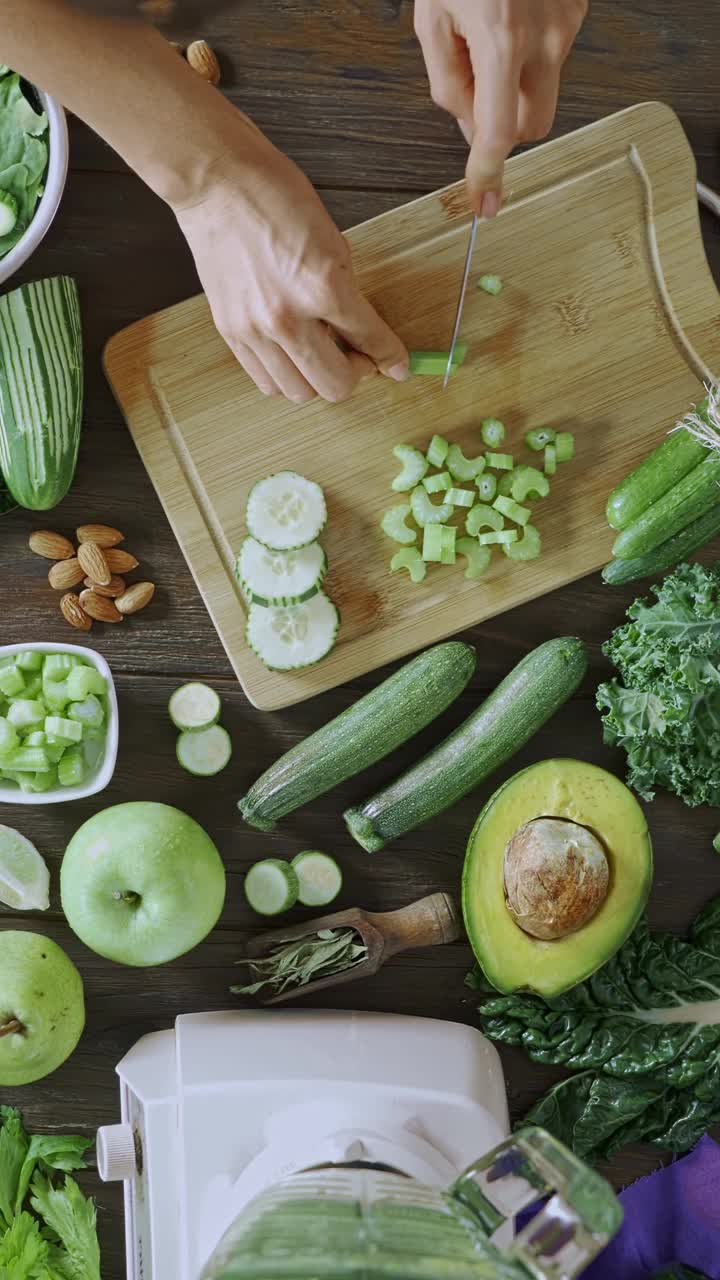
[174,125,409,403]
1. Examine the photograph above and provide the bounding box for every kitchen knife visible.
[443,213,479,388]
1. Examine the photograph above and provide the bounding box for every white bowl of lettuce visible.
[0,68,68,286]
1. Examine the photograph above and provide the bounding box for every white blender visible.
[96,1009,622,1280]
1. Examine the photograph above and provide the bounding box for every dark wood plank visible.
[2,3,720,1274]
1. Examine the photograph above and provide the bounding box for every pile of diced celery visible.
[0,652,109,793]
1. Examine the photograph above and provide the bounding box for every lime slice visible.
[0,824,50,911]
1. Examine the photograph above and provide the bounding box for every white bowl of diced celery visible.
[0,643,118,804]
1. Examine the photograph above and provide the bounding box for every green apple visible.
[60,801,226,966]
[0,932,85,1086]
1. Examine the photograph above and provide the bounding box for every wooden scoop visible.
[245,892,462,1005]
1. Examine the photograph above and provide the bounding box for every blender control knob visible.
[96,1124,138,1182]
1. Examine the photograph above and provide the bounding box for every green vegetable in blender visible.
[469,892,720,1163]
[597,561,720,807]
[232,928,368,998]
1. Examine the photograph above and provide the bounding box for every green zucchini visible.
[606,421,708,532]
[0,277,84,511]
[238,641,477,831]
[612,452,720,560]
[602,504,720,585]
[344,637,587,853]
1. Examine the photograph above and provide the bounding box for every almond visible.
[79,590,124,624]
[48,558,85,590]
[76,523,125,548]
[60,592,92,631]
[105,549,139,573]
[29,530,75,561]
[186,39,221,85]
[77,542,111,586]
[83,574,126,599]
[116,581,156,615]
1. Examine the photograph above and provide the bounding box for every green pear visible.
[61,802,226,966]
[0,932,85,1086]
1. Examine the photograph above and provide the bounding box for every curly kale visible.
[597,561,720,807]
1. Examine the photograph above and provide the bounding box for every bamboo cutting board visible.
[105,102,720,711]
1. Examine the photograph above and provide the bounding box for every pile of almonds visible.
[29,526,156,632]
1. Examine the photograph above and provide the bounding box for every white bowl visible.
[0,642,119,805]
[0,88,69,287]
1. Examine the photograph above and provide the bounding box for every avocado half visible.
[462,759,653,998]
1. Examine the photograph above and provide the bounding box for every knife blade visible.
[443,213,479,388]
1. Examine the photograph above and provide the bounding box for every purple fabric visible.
[581,1136,720,1279]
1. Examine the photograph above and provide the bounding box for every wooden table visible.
[1,3,719,1274]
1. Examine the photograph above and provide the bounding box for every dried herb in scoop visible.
[232,928,368,998]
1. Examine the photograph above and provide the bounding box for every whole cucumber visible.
[606,426,707,532]
[612,452,720,561]
[344,636,587,853]
[603,504,720,585]
[238,641,477,831]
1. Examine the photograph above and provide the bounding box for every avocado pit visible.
[503,817,609,941]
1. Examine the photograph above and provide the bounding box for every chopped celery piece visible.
[446,488,474,508]
[43,654,78,681]
[497,471,515,497]
[16,775,37,794]
[408,342,467,376]
[410,486,453,527]
[493,496,532,526]
[478,274,503,296]
[391,444,428,492]
[422,524,456,564]
[423,471,452,494]
[22,674,42,699]
[503,523,542,561]
[43,680,71,712]
[0,718,18,755]
[68,694,105,728]
[456,537,492,580]
[426,435,449,467]
[381,504,417,545]
[476,473,497,503]
[15,651,43,672]
[45,743,66,765]
[31,768,58,793]
[7,699,45,730]
[479,529,519,546]
[6,747,51,772]
[544,444,557,476]
[485,452,514,471]
[25,731,46,748]
[44,715,82,744]
[555,431,575,462]
[0,665,24,697]
[511,465,550,502]
[67,664,106,700]
[466,504,504,537]
[447,444,486,482]
[525,426,556,452]
[480,417,505,449]
[58,747,85,788]
[390,547,427,583]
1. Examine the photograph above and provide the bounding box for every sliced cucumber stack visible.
[170,682,233,777]
[236,537,326,606]
[246,471,326,551]
[292,850,342,907]
[241,472,339,671]
[244,859,299,915]
[169,682,221,732]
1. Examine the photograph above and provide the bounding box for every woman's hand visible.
[174,127,409,403]
[415,0,588,216]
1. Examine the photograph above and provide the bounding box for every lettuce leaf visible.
[0,73,48,258]
[597,562,720,807]
[470,893,720,1161]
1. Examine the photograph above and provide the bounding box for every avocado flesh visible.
[462,758,653,998]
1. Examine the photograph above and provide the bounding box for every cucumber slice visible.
[244,858,299,915]
[391,444,428,492]
[176,724,232,776]
[237,536,326,606]
[0,824,50,911]
[247,593,339,671]
[169,682,222,732]
[291,850,342,907]
[246,472,327,551]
